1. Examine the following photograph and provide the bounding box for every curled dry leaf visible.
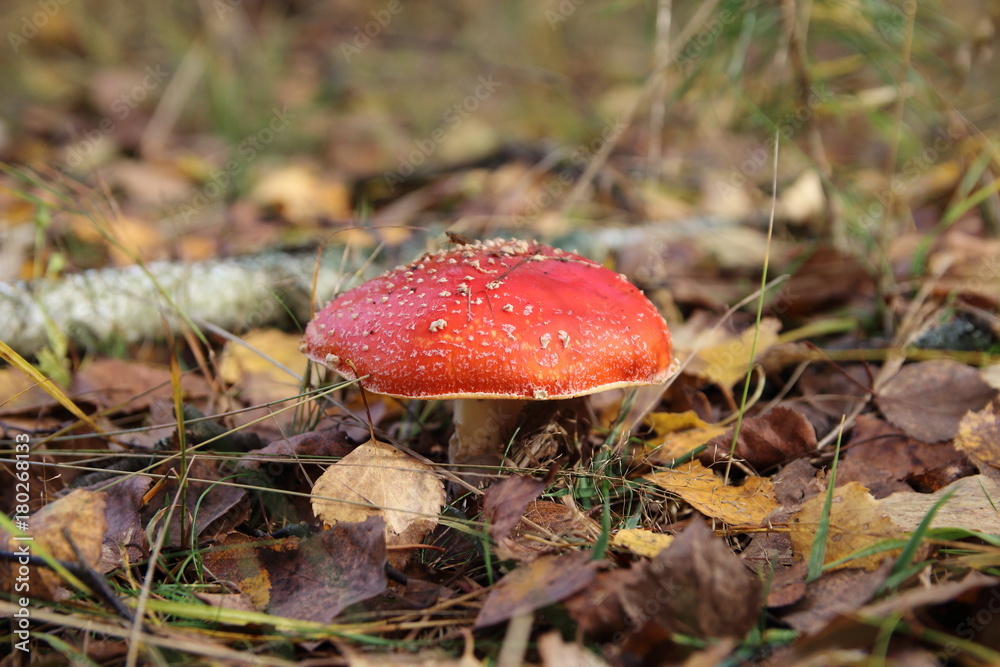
[495,500,600,563]
[311,438,445,563]
[571,517,762,655]
[98,475,153,573]
[789,482,903,572]
[876,359,996,443]
[954,399,1000,471]
[646,460,779,527]
[700,406,817,470]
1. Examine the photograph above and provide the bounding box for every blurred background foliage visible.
[1,0,999,276]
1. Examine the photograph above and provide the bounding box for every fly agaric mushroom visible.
[302,238,673,470]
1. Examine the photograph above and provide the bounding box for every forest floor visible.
[2,2,1000,665]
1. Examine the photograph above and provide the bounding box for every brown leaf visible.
[789,482,903,571]
[143,457,250,548]
[876,360,996,442]
[771,457,824,508]
[955,399,1000,470]
[646,461,779,526]
[475,551,599,628]
[621,518,764,641]
[70,358,210,413]
[238,428,356,521]
[771,246,872,318]
[700,406,817,470]
[495,500,600,563]
[779,561,892,634]
[483,474,547,542]
[838,414,969,498]
[202,516,388,622]
[98,475,152,573]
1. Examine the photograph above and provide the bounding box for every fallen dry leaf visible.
[495,500,600,563]
[98,475,152,573]
[70,358,210,413]
[475,551,599,629]
[876,474,1000,534]
[567,518,763,661]
[778,561,893,634]
[219,328,310,405]
[954,399,1000,470]
[143,457,250,548]
[612,528,674,558]
[876,359,996,442]
[646,460,779,526]
[700,406,817,470]
[483,473,547,543]
[643,411,728,464]
[202,516,387,622]
[8,490,107,600]
[621,518,763,641]
[771,246,872,318]
[679,318,781,388]
[838,414,969,498]
[311,438,445,564]
[789,481,903,571]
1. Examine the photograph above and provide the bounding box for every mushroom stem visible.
[449,398,528,471]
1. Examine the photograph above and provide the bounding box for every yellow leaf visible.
[613,528,674,558]
[219,329,309,404]
[789,482,903,571]
[644,411,728,463]
[645,461,778,526]
[686,318,781,387]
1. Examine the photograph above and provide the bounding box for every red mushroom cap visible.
[302,238,673,399]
